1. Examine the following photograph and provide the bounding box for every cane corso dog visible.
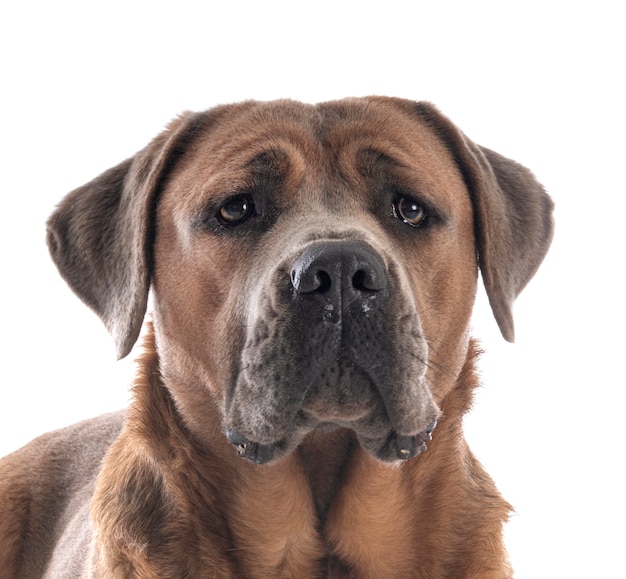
[0,97,553,578]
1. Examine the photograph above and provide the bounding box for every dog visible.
[0,97,553,578]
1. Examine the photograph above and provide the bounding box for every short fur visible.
[0,97,553,578]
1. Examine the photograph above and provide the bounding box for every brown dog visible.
[0,97,553,578]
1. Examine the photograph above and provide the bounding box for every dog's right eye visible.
[216,194,256,226]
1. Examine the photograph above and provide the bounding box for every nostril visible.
[291,265,333,294]
[315,270,332,294]
[352,268,380,292]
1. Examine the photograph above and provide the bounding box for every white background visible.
[1,1,624,576]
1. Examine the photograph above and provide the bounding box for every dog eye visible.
[393,196,427,227]
[217,194,256,226]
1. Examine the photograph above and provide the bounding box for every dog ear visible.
[47,111,209,359]
[413,102,554,342]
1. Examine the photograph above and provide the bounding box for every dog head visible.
[47,98,554,463]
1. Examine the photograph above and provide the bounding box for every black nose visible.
[290,242,387,309]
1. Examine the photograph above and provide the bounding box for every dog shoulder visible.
[0,412,124,576]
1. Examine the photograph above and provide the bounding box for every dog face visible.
[46,97,554,465]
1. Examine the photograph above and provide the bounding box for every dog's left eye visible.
[393,196,428,227]
[217,194,256,226]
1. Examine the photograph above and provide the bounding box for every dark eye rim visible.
[215,193,257,227]
[392,195,429,228]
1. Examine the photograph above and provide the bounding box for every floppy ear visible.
[46,111,209,359]
[413,102,554,341]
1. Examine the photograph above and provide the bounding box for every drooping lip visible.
[383,420,437,460]
[225,353,439,465]
[225,418,438,465]
[226,428,285,464]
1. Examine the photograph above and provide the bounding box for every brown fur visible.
[0,97,553,577]
[88,330,508,578]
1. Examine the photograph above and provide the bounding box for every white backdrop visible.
[1,1,624,576]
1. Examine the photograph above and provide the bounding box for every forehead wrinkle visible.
[351,132,466,204]
[315,100,457,169]
[175,128,316,194]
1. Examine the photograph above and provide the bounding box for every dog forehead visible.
[167,98,466,205]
